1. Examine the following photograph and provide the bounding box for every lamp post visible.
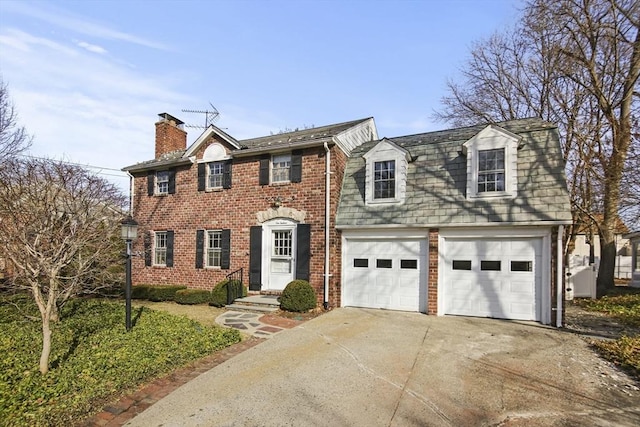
[120,216,138,331]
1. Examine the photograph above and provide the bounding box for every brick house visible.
[123,113,378,308]
[124,115,572,325]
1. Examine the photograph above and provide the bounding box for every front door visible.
[265,222,296,291]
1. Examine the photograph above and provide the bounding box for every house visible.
[123,114,572,325]
[123,113,378,309]
[336,118,572,325]
[623,231,640,287]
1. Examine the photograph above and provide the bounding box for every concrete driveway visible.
[126,308,640,427]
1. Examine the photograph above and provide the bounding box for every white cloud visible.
[1,1,169,50]
[75,40,107,54]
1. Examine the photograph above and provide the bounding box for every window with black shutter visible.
[195,230,204,268]
[249,226,262,290]
[290,150,302,183]
[221,229,231,269]
[147,172,154,196]
[222,160,232,189]
[259,156,270,185]
[144,232,152,266]
[166,231,174,267]
[197,163,206,191]
[168,169,176,194]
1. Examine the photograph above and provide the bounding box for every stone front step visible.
[226,295,280,313]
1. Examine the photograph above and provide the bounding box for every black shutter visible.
[291,150,302,183]
[221,229,231,269]
[249,226,262,290]
[166,231,174,267]
[168,169,176,194]
[147,172,154,196]
[195,230,204,269]
[296,224,311,281]
[223,160,232,189]
[144,232,152,266]
[259,156,270,185]
[197,163,206,191]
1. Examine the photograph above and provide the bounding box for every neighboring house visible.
[624,231,640,287]
[123,113,377,309]
[124,115,572,325]
[336,118,572,325]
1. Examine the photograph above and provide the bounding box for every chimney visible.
[155,113,187,158]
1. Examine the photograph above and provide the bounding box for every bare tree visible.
[0,158,127,374]
[0,76,32,163]
[434,0,639,296]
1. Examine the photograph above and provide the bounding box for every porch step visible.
[226,295,280,313]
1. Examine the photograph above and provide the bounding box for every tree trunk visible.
[39,314,52,374]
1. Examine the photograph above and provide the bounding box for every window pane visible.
[208,162,223,188]
[354,258,368,268]
[511,261,532,272]
[477,149,505,193]
[401,259,417,269]
[272,154,291,183]
[376,259,392,268]
[481,260,501,271]
[452,260,472,270]
[156,171,169,194]
[374,160,395,199]
[206,230,222,267]
[273,230,292,256]
[154,232,167,265]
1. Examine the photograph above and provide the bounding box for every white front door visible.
[263,220,296,291]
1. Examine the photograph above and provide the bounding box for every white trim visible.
[337,221,572,230]
[184,125,241,158]
[362,139,410,205]
[261,218,297,291]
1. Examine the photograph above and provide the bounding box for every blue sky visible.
[0,0,522,192]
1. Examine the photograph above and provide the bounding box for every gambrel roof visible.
[336,118,573,228]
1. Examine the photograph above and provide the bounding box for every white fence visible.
[567,255,632,299]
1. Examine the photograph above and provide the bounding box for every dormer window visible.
[198,143,232,191]
[477,149,505,193]
[374,160,396,199]
[463,125,519,199]
[208,162,224,189]
[363,139,410,205]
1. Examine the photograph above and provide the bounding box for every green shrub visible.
[147,285,187,302]
[280,280,316,312]
[210,279,247,307]
[174,289,212,305]
[0,297,241,426]
[131,285,150,300]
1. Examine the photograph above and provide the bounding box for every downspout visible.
[126,171,135,215]
[323,142,331,310]
[556,225,564,327]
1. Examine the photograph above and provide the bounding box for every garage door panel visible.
[344,238,425,312]
[444,237,541,321]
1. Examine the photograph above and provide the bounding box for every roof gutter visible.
[336,220,573,230]
[122,157,194,174]
[231,139,335,158]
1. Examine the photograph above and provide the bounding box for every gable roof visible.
[336,118,573,228]
[122,117,374,172]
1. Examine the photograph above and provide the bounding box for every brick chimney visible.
[155,113,187,158]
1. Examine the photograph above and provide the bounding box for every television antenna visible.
[181,103,220,129]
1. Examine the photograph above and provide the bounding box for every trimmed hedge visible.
[147,285,187,302]
[210,279,247,307]
[174,289,213,305]
[131,285,151,300]
[280,280,316,312]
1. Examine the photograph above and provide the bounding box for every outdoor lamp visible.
[120,215,138,331]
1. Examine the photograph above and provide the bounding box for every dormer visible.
[363,138,411,205]
[462,125,520,200]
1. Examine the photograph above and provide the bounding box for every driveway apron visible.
[126,308,640,427]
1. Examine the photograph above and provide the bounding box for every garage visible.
[342,238,427,312]
[442,238,543,321]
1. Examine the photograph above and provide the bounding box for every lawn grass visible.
[575,287,640,378]
[0,294,241,427]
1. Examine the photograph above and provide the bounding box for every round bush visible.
[280,280,316,312]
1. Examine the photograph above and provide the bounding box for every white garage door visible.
[343,239,426,312]
[444,238,542,321]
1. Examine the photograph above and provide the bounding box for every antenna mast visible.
[181,103,220,129]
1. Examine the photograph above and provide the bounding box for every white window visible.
[374,160,396,199]
[206,230,222,268]
[208,162,224,189]
[463,125,519,199]
[272,154,291,183]
[154,232,167,266]
[363,139,409,205]
[477,149,505,193]
[156,171,169,195]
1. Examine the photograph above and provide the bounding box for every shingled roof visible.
[336,118,573,228]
